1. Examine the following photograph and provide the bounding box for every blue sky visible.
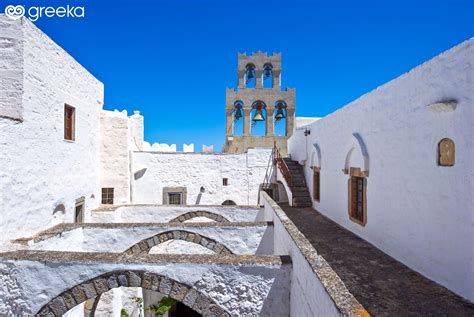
[12,0,474,151]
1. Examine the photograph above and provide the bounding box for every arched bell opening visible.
[251,101,266,136]
[245,63,256,88]
[263,63,273,88]
[274,101,287,136]
[233,101,244,136]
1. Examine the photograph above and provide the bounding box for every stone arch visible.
[245,63,256,88]
[343,133,369,176]
[221,200,237,206]
[169,211,230,223]
[123,230,234,256]
[263,63,273,88]
[311,143,322,168]
[36,270,230,317]
[251,101,267,136]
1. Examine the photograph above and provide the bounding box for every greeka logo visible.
[4,5,24,20]
[4,4,85,22]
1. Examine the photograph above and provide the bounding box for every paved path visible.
[279,204,474,317]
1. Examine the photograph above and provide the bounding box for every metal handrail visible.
[274,144,293,189]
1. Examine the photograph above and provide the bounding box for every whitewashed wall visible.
[132,149,272,206]
[287,38,474,301]
[0,17,104,248]
[100,110,131,205]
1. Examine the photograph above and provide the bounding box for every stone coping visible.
[93,204,262,212]
[14,221,273,244]
[260,191,368,317]
[0,250,291,266]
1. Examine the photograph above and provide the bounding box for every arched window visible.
[438,138,455,166]
[251,101,266,136]
[233,101,244,135]
[274,101,287,136]
[222,200,237,206]
[263,64,273,88]
[245,64,256,88]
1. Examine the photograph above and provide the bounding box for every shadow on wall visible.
[52,204,66,225]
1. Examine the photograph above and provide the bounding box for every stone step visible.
[292,185,307,190]
[292,191,310,197]
[293,197,312,203]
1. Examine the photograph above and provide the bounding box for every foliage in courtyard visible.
[147,297,178,316]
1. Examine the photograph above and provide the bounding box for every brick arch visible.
[36,270,230,317]
[123,230,234,256]
[169,211,230,223]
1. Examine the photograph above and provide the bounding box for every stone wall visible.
[132,149,272,205]
[0,16,104,248]
[100,110,132,205]
[91,205,262,223]
[287,38,474,301]
[0,252,291,316]
[25,223,272,256]
[260,191,366,316]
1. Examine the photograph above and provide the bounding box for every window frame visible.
[223,178,229,186]
[101,188,114,205]
[64,104,76,141]
[347,167,367,226]
[312,167,320,202]
[162,187,187,206]
[438,138,455,166]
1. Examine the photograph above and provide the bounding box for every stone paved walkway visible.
[279,204,474,317]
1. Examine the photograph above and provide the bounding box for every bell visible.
[275,108,286,121]
[253,109,265,122]
[235,107,242,120]
[247,69,254,79]
[264,67,272,78]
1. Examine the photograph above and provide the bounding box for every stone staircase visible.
[283,158,312,208]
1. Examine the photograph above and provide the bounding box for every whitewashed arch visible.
[311,143,322,168]
[343,133,369,176]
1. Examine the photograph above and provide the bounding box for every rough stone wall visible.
[0,16,104,248]
[100,110,131,205]
[27,224,271,255]
[0,16,23,121]
[287,38,474,301]
[0,255,291,316]
[91,205,261,223]
[132,149,272,205]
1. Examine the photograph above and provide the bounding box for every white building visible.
[0,15,472,316]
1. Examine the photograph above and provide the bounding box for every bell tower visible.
[223,52,295,155]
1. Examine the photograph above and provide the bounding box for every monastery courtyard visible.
[1,13,473,317]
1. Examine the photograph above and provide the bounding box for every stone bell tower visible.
[223,52,295,155]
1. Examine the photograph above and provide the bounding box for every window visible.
[349,174,366,225]
[313,168,320,202]
[75,197,84,223]
[168,193,182,205]
[101,188,114,205]
[163,187,187,205]
[438,138,455,166]
[223,178,228,186]
[64,104,75,141]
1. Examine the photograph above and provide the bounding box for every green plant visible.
[120,308,130,317]
[147,297,178,316]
